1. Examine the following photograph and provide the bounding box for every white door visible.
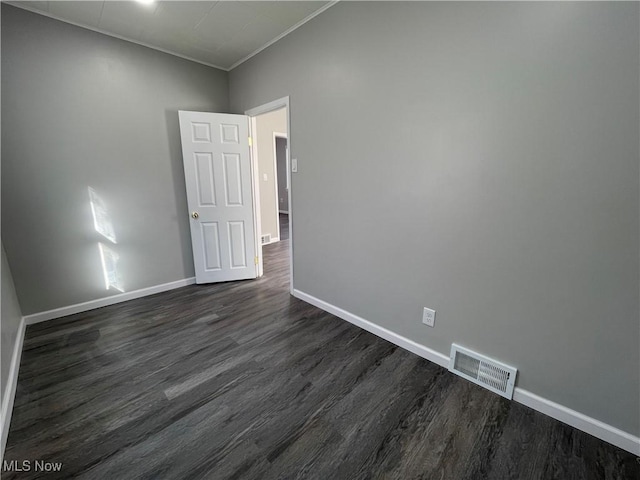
[178,111,257,283]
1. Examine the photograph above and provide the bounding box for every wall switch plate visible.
[263,173,268,182]
[422,307,436,327]
[291,158,298,172]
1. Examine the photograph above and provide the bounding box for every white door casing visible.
[246,96,292,288]
[178,111,257,283]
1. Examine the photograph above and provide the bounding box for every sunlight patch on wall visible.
[90,186,124,292]
[98,243,124,292]
[89,187,117,244]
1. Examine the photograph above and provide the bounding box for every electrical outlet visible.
[291,158,298,172]
[422,307,436,327]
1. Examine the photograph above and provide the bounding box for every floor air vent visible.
[261,234,271,245]
[449,344,517,399]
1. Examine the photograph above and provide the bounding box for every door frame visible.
[273,132,288,217]
[245,97,293,293]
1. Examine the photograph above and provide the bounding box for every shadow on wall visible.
[165,109,199,275]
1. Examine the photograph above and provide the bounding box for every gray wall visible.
[2,5,229,314]
[230,2,640,435]
[1,244,23,405]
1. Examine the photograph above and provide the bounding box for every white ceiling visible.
[6,1,335,70]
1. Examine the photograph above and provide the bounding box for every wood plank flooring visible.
[3,231,639,479]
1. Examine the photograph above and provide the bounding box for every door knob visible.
[191,212,199,219]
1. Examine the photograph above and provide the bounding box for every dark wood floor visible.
[4,231,638,479]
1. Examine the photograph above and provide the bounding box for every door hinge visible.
[248,136,253,147]
[254,256,259,265]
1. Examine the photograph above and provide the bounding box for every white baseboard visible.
[292,289,640,456]
[512,388,640,455]
[1,316,26,463]
[292,290,450,369]
[262,236,281,246]
[24,277,196,325]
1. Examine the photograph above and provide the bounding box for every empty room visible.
[1,1,639,478]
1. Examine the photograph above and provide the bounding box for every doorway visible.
[246,98,293,292]
[275,135,289,217]
[273,134,289,246]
